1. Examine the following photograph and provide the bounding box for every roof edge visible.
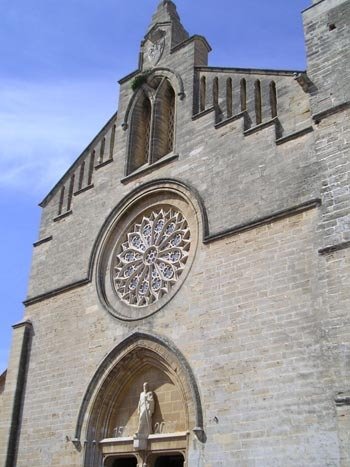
[171,34,211,54]
[40,110,118,208]
[195,66,306,76]
[0,370,7,385]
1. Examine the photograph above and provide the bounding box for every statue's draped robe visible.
[137,391,155,436]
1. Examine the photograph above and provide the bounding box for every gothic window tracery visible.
[96,183,198,320]
[127,78,176,175]
[167,97,175,153]
[112,208,190,307]
[129,94,152,173]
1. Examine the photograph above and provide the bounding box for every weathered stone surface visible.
[1,0,350,466]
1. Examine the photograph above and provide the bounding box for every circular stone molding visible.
[96,184,199,321]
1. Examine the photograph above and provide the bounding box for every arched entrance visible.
[113,459,137,467]
[75,333,204,467]
[105,457,138,467]
[153,454,184,467]
[105,453,184,467]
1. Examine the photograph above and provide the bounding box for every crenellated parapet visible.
[41,65,314,225]
[193,66,313,144]
[40,112,118,220]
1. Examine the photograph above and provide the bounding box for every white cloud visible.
[0,78,118,196]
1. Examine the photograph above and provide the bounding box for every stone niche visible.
[109,365,187,438]
[79,336,200,467]
[100,363,189,466]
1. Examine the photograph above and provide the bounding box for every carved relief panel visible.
[143,29,166,68]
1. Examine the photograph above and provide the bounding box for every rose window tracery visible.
[112,209,190,307]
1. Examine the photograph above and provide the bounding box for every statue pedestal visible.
[133,434,148,451]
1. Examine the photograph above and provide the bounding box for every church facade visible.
[1,0,350,465]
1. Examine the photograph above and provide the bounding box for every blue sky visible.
[0,0,311,373]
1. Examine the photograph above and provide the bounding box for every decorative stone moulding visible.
[96,183,199,320]
[113,208,190,307]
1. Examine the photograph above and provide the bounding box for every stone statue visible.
[136,382,155,437]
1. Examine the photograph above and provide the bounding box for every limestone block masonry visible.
[1,0,350,466]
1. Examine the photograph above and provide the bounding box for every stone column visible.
[0,320,32,467]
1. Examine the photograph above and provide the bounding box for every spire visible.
[147,0,189,46]
[149,1,180,29]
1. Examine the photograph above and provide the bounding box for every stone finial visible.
[147,0,189,46]
[149,1,180,28]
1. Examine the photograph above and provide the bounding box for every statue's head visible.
[143,382,149,392]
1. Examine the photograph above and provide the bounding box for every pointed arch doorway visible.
[75,333,204,467]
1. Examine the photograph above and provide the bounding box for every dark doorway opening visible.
[154,454,184,467]
[112,457,137,467]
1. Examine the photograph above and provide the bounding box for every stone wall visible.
[303,1,350,466]
[14,208,342,466]
[26,62,317,301]
[2,0,350,466]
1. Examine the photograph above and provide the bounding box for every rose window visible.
[112,209,190,306]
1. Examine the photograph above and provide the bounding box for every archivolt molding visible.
[149,69,185,100]
[122,86,147,132]
[93,179,207,321]
[122,68,185,131]
[74,332,204,444]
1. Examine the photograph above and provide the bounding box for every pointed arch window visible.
[269,81,278,118]
[152,80,175,162]
[213,77,219,108]
[200,76,206,112]
[254,80,262,125]
[240,78,247,112]
[127,78,176,175]
[226,77,233,118]
[128,94,152,173]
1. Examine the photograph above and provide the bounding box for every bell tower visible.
[303,0,350,114]
[140,0,190,70]
[303,2,350,465]
[147,0,189,46]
